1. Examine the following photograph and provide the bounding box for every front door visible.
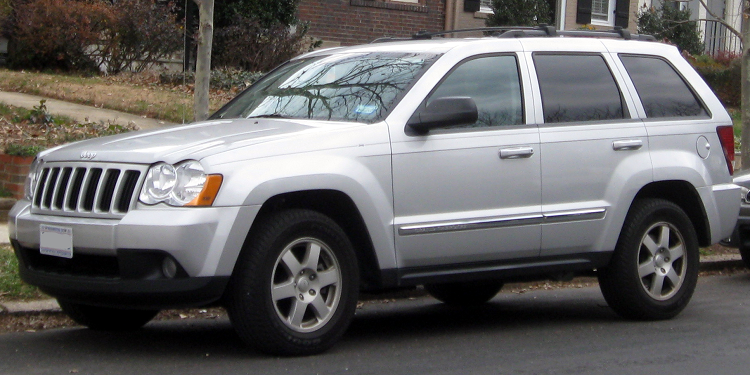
[390,54,542,268]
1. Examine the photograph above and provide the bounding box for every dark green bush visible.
[215,0,299,28]
[689,53,741,108]
[637,4,704,55]
[486,0,552,26]
[212,16,318,72]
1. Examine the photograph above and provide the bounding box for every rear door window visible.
[533,53,625,124]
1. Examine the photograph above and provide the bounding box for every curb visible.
[0,257,744,315]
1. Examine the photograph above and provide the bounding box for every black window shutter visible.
[614,0,630,28]
[576,0,592,24]
[464,0,481,12]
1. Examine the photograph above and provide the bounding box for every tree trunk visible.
[742,3,750,170]
[193,0,214,122]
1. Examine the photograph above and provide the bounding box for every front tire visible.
[58,300,158,331]
[226,209,359,356]
[598,199,699,320]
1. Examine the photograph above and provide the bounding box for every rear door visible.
[527,48,652,257]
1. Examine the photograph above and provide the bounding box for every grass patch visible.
[0,245,45,301]
[0,69,232,123]
[0,188,12,198]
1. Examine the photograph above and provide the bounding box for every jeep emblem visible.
[80,151,97,160]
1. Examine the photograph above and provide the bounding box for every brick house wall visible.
[0,154,33,200]
[298,0,445,46]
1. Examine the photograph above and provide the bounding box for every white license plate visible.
[40,225,73,259]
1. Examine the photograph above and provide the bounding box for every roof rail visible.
[368,25,655,43]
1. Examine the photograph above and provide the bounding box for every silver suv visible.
[8,27,741,355]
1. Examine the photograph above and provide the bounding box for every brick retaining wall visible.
[0,154,33,200]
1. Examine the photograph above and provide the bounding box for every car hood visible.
[38,118,348,164]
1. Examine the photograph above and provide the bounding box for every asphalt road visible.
[2,274,750,375]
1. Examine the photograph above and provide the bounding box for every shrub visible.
[95,0,183,74]
[8,0,181,73]
[637,3,704,55]
[486,0,552,27]
[215,0,300,28]
[212,16,317,72]
[9,0,113,71]
[688,54,741,108]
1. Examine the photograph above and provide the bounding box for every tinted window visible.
[212,52,440,123]
[620,55,707,118]
[427,55,523,128]
[534,54,625,123]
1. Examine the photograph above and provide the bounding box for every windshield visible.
[211,52,440,123]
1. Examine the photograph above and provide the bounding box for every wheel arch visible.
[241,190,388,291]
[631,180,711,247]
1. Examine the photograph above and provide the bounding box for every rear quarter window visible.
[619,55,707,118]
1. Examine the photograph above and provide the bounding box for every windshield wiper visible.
[246,114,289,119]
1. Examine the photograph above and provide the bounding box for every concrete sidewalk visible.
[0,91,174,130]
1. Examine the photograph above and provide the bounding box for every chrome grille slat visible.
[31,162,148,219]
[42,168,60,209]
[54,167,72,210]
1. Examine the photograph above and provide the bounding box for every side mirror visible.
[407,97,478,134]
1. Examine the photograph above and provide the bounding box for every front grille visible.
[32,162,147,218]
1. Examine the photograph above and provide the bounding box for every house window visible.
[591,0,615,24]
[577,0,629,28]
[480,0,493,12]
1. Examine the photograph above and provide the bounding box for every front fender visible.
[210,149,397,272]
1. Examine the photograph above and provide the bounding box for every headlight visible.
[23,157,41,201]
[742,186,750,205]
[139,160,222,206]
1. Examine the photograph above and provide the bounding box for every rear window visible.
[620,55,707,118]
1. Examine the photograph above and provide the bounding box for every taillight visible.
[716,125,734,176]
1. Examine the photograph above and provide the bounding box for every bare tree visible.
[193,0,214,122]
[743,0,750,169]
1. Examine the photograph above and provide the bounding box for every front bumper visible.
[8,200,260,309]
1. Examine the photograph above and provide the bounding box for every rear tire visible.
[425,281,503,305]
[598,199,699,320]
[226,209,359,356]
[58,300,158,331]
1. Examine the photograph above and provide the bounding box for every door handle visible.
[612,140,643,151]
[499,147,534,159]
